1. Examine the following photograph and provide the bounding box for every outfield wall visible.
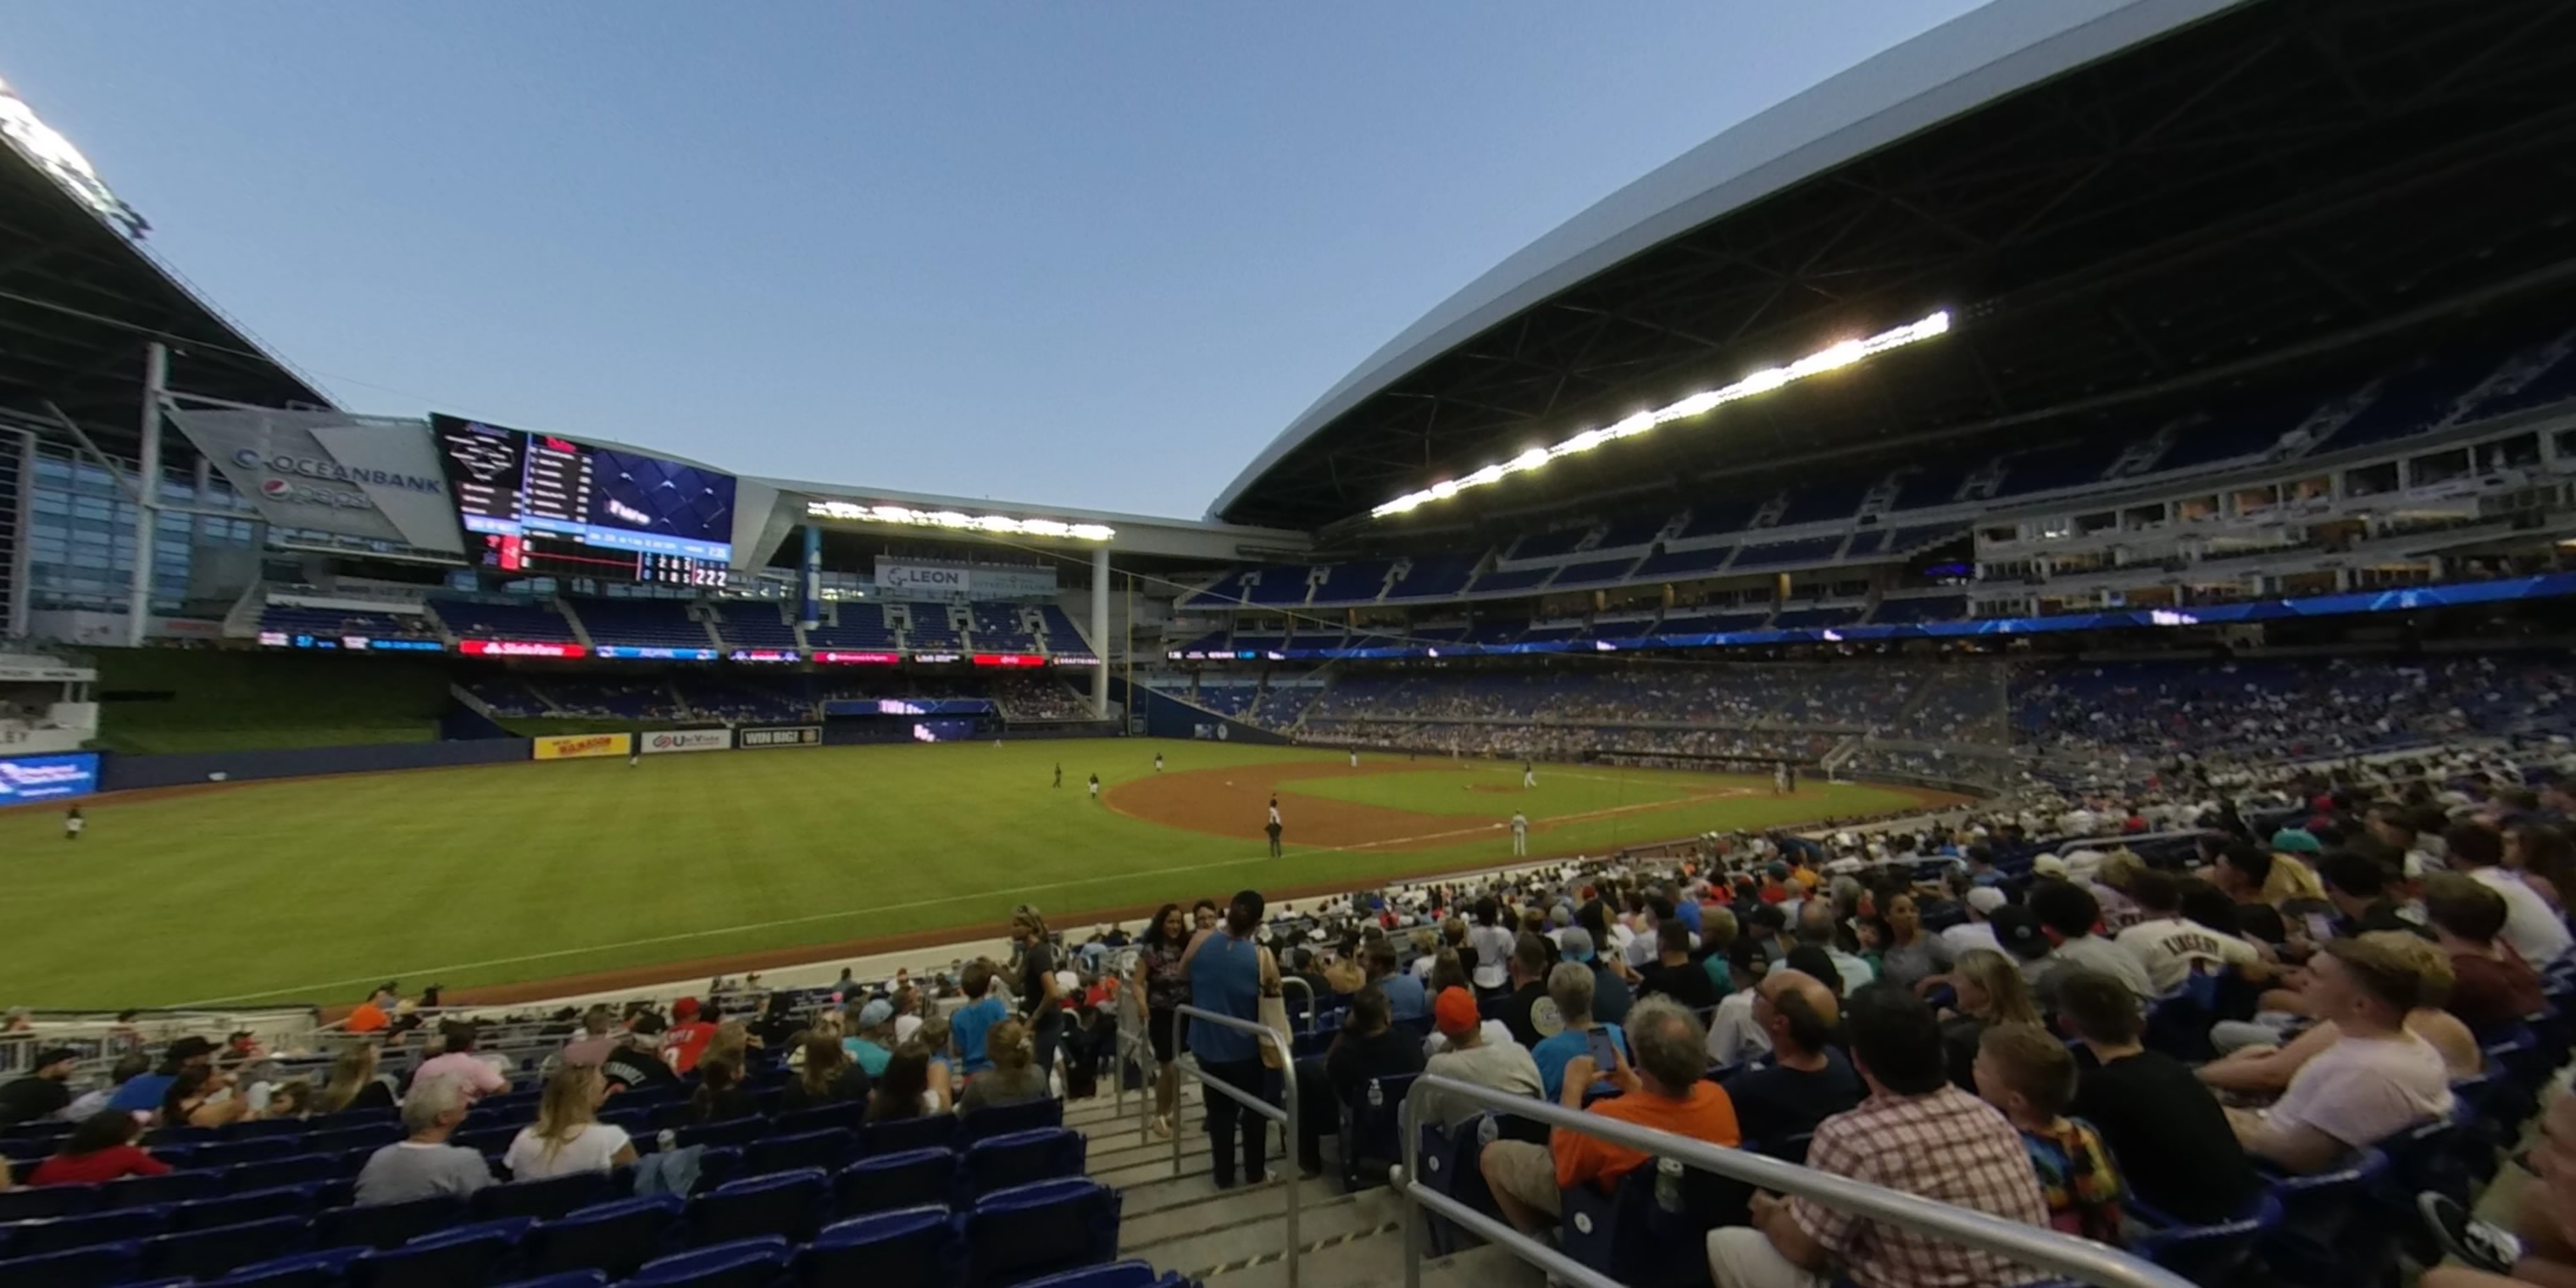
[100,737,536,791]
[1117,678,1292,745]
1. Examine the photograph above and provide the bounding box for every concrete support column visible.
[1091,546,1111,719]
[125,341,168,647]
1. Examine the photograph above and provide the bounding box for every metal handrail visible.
[1396,1074,2194,1288]
[1173,1002,1301,1288]
[1279,974,1315,1034]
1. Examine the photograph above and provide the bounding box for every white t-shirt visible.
[2115,917,2260,994]
[1422,1038,1542,1129]
[894,1014,924,1044]
[1467,924,1516,991]
[2265,1032,2455,1149]
[1422,1019,1517,1058]
[2471,868,2572,965]
[502,1122,632,1180]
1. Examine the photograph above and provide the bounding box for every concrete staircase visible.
[1064,1083,1547,1288]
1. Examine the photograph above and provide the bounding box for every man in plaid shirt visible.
[1709,985,2049,1288]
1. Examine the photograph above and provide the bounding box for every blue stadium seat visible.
[104,1169,224,1208]
[2259,1149,2392,1287]
[800,1206,955,1288]
[170,1183,323,1232]
[347,1219,528,1288]
[315,1194,468,1250]
[140,1214,313,1280]
[193,1138,300,1169]
[675,1117,765,1151]
[519,1195,684,1280]
[1341,1073,1418,1193]
[1416,1118,1498,1256]
[2,1202,170,1255]
[304,1127,402,1157]
[958,1178,1122,1288]
[771,1102,866,1138]
[1015,1262,1185,1288]
[859,1113,956,1156]
[492,1274,608,1288]
[628,1235,794,1288]
[0,1241,144,1288]
[471,1171,610,1221]
[833,1147,956,1220]
[961,1127,1085,1200]
[2129,1191,2279,1288]
[0,1183,99,1221]
[741,1128,854,1178]
[685,1167,828,1247]
[1560,1161,1750,1288]
[202,1246,367,1288]
[956,1097,1065,1147]
[226,1152,344,1193]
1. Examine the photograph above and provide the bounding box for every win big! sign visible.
[738,725,821,749]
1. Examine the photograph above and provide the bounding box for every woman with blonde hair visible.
[959,1017,1052,1113]
[319,1044,394,1114]
[1941,948,2042,1091]
[502,1066,636,1180]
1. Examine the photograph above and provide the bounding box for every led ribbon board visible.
[806,500,1113,542]
[1371,310,1951,519]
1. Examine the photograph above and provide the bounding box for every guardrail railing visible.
[1396,1073,2194,1288]
[1173,1002,1301,1288]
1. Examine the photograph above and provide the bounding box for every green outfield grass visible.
[1,740,1927,1008]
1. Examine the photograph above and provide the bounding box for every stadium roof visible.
[0,95,328,452]
[1212,0,2576,531]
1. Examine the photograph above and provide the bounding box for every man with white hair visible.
[354,1078,491,1205]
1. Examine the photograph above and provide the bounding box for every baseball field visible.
[3,739,1951,1009]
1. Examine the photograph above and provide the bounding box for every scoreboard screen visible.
[431,414,736,586]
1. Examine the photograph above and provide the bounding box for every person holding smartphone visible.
[1528,963,1629,1102]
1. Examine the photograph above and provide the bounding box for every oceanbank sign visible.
[231,448,445,508]
[172,411,467,555]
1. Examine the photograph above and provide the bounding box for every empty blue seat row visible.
[0,1178,1124,1288]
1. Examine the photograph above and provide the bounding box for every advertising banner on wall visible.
[641,729,731,754]
[0,751,99,802]
[532,732,632,761]
[167,410,467,555]
[872,558,1058,604]
[738,725,822,749]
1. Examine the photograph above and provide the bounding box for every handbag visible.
[1257,947,1291,1069]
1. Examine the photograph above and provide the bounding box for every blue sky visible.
[8,2,1984,519]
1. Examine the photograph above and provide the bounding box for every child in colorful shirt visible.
[1973,1021,2127,1244]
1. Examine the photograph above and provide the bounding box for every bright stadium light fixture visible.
[1370,308,1951,519]
[806,499,1114,541]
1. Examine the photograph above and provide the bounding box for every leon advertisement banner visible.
[532,732,633,761]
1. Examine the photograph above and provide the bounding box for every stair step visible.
[1119,1173,1346,1242]
[1127,1185,1403,1273]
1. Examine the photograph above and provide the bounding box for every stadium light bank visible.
[805,499,1114,542]
[1369,308,1951,519]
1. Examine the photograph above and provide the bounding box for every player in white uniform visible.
[1521,761,1536,789]
[1153,753,1164,773]
[1774,762,1788,795]
[64,807,84,841]
[1509,810,1529,857]
[1088,773,1101,802]
[1349,749,1359,769]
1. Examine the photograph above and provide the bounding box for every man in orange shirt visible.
[1480,997,1741,1232]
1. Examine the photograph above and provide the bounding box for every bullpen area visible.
[3,739,1947,1008]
